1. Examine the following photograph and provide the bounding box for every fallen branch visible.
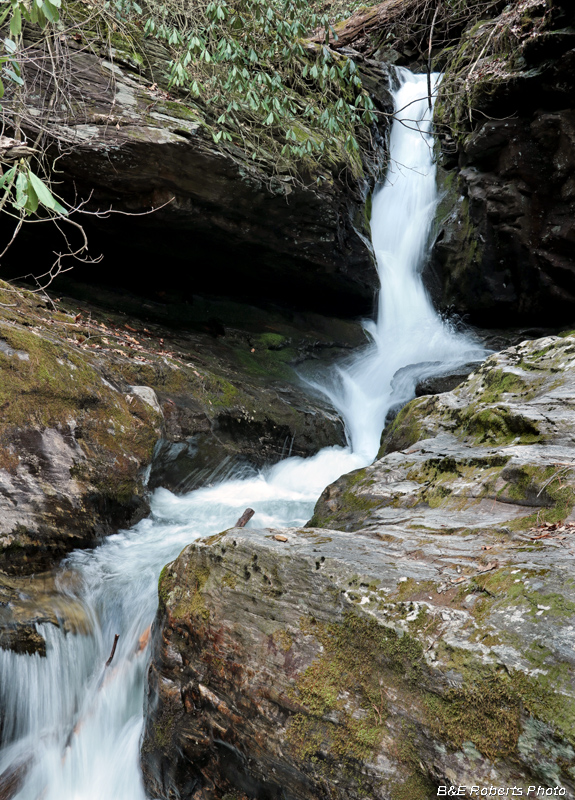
[105,633,119,667]
[235,508,255,528]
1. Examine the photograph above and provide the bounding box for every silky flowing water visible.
[0,69,486,799]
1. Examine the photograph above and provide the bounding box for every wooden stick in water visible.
[105,634,119,667]
[235,508,255,528]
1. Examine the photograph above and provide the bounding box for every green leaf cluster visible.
[0,165,67,215]
[1,0,61,101]
[125,0,377,177]
[0,1,71,221]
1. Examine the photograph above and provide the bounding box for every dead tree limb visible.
[427,4,440,110]
[105,634,119,667]
[235,508,255,528]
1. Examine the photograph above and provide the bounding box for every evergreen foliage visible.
[126,0,377,175]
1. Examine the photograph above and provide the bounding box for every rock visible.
[415,361,484,396]
[0,570,90,656]
[430,2,575,325]
[383,359,483,426]
[143,334,575,797]
[0,280,361,578]
[0,291,162,574]
[2,20,395,318]
[129,386,162,414]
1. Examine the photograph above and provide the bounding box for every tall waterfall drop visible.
[0,69,485,799]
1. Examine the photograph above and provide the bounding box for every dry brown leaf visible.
[477,561,498,574]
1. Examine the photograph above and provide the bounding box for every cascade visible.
[0,69,485,799]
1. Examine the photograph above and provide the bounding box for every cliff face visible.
[3,16,395,317]
[430,0,575,325]
[142,333,575,799]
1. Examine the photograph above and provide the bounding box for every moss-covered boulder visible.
[315,333,575,533]
[142,334,575,797]
[142,523,575,798]
[0,290,162,574]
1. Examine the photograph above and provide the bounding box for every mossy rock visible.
[143,524,575,798]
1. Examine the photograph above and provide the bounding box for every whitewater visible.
[0,69,485,799]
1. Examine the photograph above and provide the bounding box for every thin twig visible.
[427,4,440,111]
[105,634,120,668]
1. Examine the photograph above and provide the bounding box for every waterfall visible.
[312,68,483,461]
[0,69,485,800]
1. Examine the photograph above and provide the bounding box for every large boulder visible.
[142,333,575,798]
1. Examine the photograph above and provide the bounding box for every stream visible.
[0,69,486,800]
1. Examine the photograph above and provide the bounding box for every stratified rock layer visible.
[143,334,575,798]
[5,22,393,316]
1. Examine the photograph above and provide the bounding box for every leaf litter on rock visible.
[528,521,575,540]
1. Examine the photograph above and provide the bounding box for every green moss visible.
[289,604,575,779]
[469,569,575,654]
[152,719,171,749]
[480,369,530,404]
[256,333,288,349]
[307,467,381,529]
[157,99,203,122]
[203,375,239,408]
[387,722,437,800]
[271,629,292,652]
[221,572,237,590]
[394,578,437,602]
[0,320,160,506]
[431,639,575,762]
[158,565,174,609]
[288,611,425,767]
[230,343,297,381]
[379,397,435,457]
[460,405,541,445]
[389,772,436,800]
[511,672,575,744]
[363,191,373,232]
[426,673,521,761]
[499,465,575,528]
[172,560,211,622]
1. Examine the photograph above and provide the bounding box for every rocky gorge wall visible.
[0,8,395,317]
[1,0,575,797]
[0,280,363,655]
[430,0,575,325]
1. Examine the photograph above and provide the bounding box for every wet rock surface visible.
[414,360,484,397]
[0,571,90,656]
[143,334,575,798]
[0,281,360,580]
